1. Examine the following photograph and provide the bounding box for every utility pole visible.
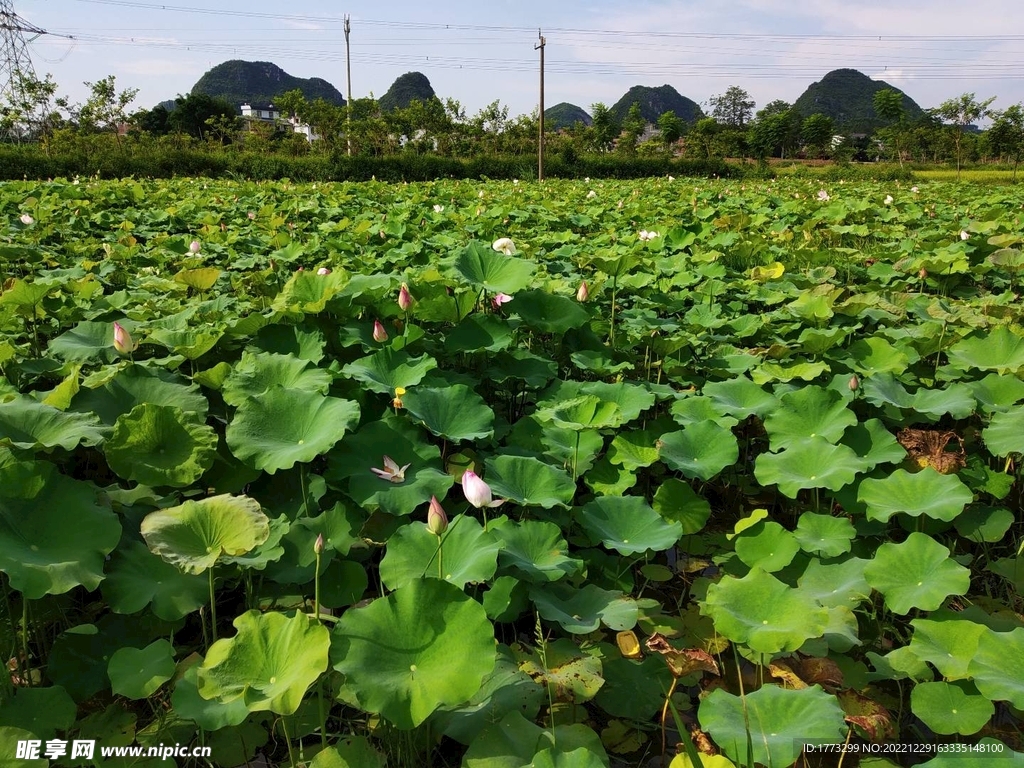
[1,0,45,140]
[344,14,352,156]
[535,30,545,181]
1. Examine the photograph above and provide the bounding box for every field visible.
[1,176,1023,767]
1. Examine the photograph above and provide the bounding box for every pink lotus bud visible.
[373,319,388,343]
[189,240,201,253]
[577,281,589,302]
[314,533,325,554]
[461,470,504,509]
[427,496,448,535]
[491,293,513,310]
[297,266,304,272]
[248,211,256,220]
[848,374,860,391]
[919,268,928,279]
[317,267,331,276]
[112,322,136,356]
[398,283,412,311]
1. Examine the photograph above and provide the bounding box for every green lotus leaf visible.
[379,516,499,590]
[486,349,558,388]
[845,336,911,374]
[271,269,347,313]
[452,240,536,294]
[104,404,217,488]
[793,512,855,558]
[754,437,864,498]
[71,364,209,426]
[858,468,973,523]
[538,424,603,476]
[48,320,123,364]
[332,578,496,729]
[515,638,605,703]
[947,327,1024,374]
[249,322,326,364]
[490,518,582,583]
[863,533,971,614]
[0,396,105,450]
[797,558,870,610]
[171,666,249,731]
[221,351,332,407]
[763,385,857,450]
[657,422,738,480]
[173,267,221,291]
[954,505,1014,543]
[531,747,608,768]
[702,376,778,418]
[227,387,360,473]
[147,327,224,360]
[911,681,993,736]
[463,711,608,768]
[579,496,683,555]
[140,494,270,575]
[0,686,76,740]
[199,610,330,716]
[652,478,711,535]
[529,584,638,634]
[596,652,672,721]
[108,639,175,700]
[341,348,438,394]
[970,373,1024,413]
[702,568,829,654]
[734,521,800,572]
[579,381,655,422]
[861,372,915,410]
[839,418,906,470]
[309,738,385,768]
[102,540,208,621]
[485,455,576,509]
[967,627,1024,709]
[908,619,986,680]
[0,461,121,599]
[540,395,623,431]
[983,408,1024,456]
[700,685,846,766]
[327,416,453,517]
[402,385,494,442]
[445,314,514,353]
[510,290,590,333]
[669,396,739,430]
[570,349,632,376]
[750,360,830,386]
[912,384,977,420]
[583,459,637,496]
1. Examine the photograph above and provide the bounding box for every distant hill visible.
[379,72,437,111]
[793,69,923,133]
[545,103,592,130]
[191,60,345,108]
[610,85,703,125]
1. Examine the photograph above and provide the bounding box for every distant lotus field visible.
[1,176,1023,767]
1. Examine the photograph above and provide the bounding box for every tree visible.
[590,102,619,152]
[709,86,755,128]
[77,76,139,146]
[656,111,684,147]
[932,93,996,179]
[756,100,791,121]
[873,88,907,166]
[687,117,721,160]
[168,92,239,142]
[801,113,835,158]
[749,109,797,161]
[0,71,63,141]
[988,104,1024,179]
[618,102,645,154]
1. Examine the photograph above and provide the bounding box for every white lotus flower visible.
[371,455,410,483]
[960,230,970,241]
[19,214,33,225]
[587,190,597,199]
[478,190,485,198]
[911,186,920,193]
[492,237,516,255]
[316,267,331,275]
[884,195,894,205]
[638,230,659,242]
[433,204,444,213]
[817,190,830,201]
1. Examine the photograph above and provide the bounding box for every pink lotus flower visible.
[577,281,589,302]
[398,283,412,311]
[19,214,33,225]
[112,322,137,356]
[491,293,513,310]
[462,470,504,509]
[317,267,331,275]
[248,211,256,219]
[427,496,448,535]
[371,455,410,483]
[817,190,830,201]
[189,240,201,253]
[373,319,388,342]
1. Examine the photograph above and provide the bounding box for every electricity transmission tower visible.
[1,0,49,139]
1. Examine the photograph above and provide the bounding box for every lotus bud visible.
[248,211,256,219]
[189,240,201,253]
[112,322,136,356]
[297,266,304,271]
[491,293,513,310]
[919,267,928,279]
[398,283,412,311]
[848,374,860,392]
[317,267,331,276]
[373,319,388,343]
[960,230,970,241]
[577,281,589,302]
[20,214,34,225]
[462,470,504,509]
[492,237,516,255]
[314,533,325,554]
[427,496,448,535]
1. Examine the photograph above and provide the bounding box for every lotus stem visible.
[280,715,297,768]
[20,595,30,687]
[658,675,679,765]
[207,569,217,645]
[299,463,310,518]
[572,432,581,482]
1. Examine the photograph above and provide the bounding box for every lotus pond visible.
[1,176,1023,768]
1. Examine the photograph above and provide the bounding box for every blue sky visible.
[19,0,1024,120]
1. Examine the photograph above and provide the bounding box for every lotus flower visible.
[112,322,137,356]
[577,281,589,302]
[919,267,928,279]
[462,470,504,509]
[433,204,444,213]
[638,230,659,242]
[667,175,675,182]
[492,237,516,255]
[491,293,513,310]
[189,240,201,253]
[884,195,894,205]
[317,267,331,275]
[960,230,970,241]
[248,211,256,219]
[911,186,920,193]
[817,190,830,201]
[478,190,485,198]
[398,283,412,311]
[19,214,33,225]
[427,496,448,535]
[373,319,389,342]
[587,190,597,199]
[371,455,410,483]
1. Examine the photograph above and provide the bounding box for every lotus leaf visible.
[911,681,993,736]
[485,454,576,508]
[0,686,76,740]
[763,385,857,450]
[794,512,855,557]
[754,437,864,498]
[105,404,218,487]
[452,241,536,294]
[445,314,514,353]
[71,364,209,426]
[702,376,778,418]
[170,666,249,731]
[947,327,1024,374]
[652,478,711,535]
[341,348,437,394]
[579,381,655,422]
[734,521,800,572]
[908,619,985,680]
[48,320,123,364]
[657,422,738,480]
[379,517,499,590]
[332,578,496,729]
[541,395,623,431]
[108,640,176,700]
[863,533,971,614]
[511,290,590,333]
[579,496,683,555]
[840,419,906,470]
[463,712,608,768]
[0,396,105,450]
[858,468,972,523]
[199,610,330,715]
[669,396,739,430]
[966,627,1024,709]
[983,408,1024,456]
[102,540,208,620]
[529,584,638,634]
[221,351,331,407]
[402,385,494,442]
[140,494,270,575]
[490,518,582,583]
